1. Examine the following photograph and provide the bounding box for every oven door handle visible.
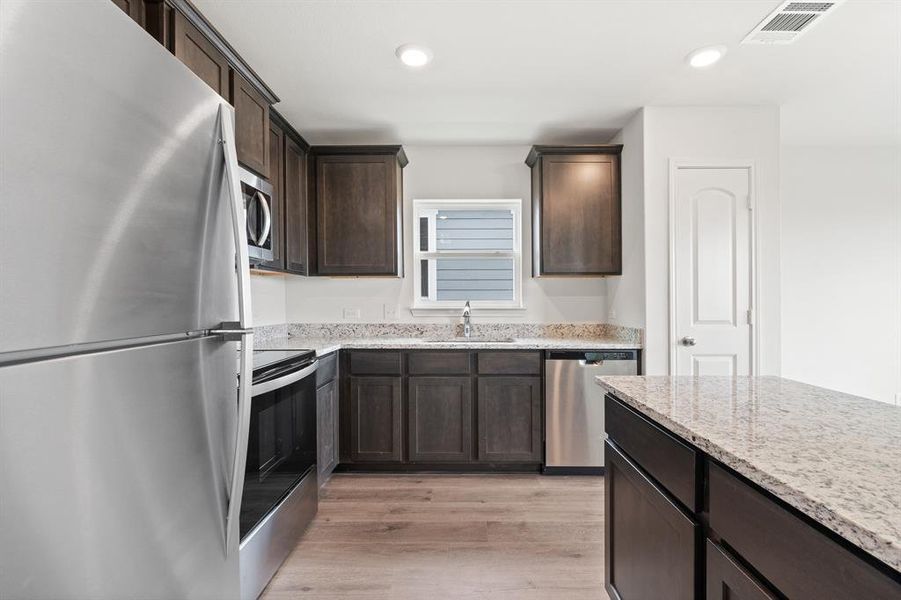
[251,360,319,397]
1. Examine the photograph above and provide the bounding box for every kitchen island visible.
[597,375,901,600]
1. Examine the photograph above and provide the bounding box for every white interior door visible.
[672,166,753,376]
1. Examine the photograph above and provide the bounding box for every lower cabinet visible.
[604,440,698,600]
[316,378,339,484]
[706,540,776,600]
[348,376,403,462]
[477,376,542,463]
[605,394,901,600]
[339,350,543,469]
[408,377,473,462]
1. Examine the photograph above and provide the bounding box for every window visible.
[412,199,523,310]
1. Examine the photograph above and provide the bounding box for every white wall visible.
[606,110,646,331]
[249,273,286,326]
[640,107,782,375]
[282,145,609,323]
[781,146,901,404]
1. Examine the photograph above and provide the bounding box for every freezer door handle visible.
[218,104,254,555]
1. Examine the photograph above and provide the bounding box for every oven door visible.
[240,166,274,263]
[240,359,317,540]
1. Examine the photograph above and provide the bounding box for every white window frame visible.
[412,199,523,312]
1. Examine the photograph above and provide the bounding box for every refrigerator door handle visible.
[218,104,252,330]
[218,104,254,555]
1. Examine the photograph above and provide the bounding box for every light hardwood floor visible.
[260,474,605,600]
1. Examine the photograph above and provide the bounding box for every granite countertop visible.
[256,335,641,356]
[596,375,901,571]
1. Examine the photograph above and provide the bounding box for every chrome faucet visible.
[462,300,472,338]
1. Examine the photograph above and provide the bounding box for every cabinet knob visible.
[680,336,697,347]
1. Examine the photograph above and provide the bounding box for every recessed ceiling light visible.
[686,45,727,69]
[396,44,432,68]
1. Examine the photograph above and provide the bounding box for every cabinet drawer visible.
[349,351,402,375]
[605,395,698,511]
[709,462,900,599]
[477,351,541,375]
[706,540,776,600]
[316,352,338,387]
[605,441,698,600]
[408,352,471,375]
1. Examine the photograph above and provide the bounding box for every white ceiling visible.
[195,0,901,146]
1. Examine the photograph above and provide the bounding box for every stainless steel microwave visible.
[239,166,274,263]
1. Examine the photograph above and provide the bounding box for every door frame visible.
[667,159,760,376]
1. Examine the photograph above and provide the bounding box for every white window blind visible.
[413,200,522,309]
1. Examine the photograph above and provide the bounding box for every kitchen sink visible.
[422,337,518,344]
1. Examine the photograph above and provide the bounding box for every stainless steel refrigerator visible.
[0,1,253,598]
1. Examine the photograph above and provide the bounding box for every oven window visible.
[240,373,316,539]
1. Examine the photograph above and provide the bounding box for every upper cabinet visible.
[172,9,230,99]
[231,70,270,178]
[111,0,144,26]
[526,145,623,276]
[111,0,279,179]
[311,146,408,277]
[284,135,311,275]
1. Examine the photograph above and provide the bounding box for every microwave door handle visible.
[217,104,253,556]
[251,360,319,397]
[256,191,271,247]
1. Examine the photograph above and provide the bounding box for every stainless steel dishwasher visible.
[544,350,639,474]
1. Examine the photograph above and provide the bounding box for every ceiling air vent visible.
[742,0,844,44]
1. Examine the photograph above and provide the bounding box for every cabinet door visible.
[539,153,621,275]
[408,377,473,462]
[706,540,776,600]
[316,154,399,275]
[111,0,144,25]
[477,376,541,462]
[348,377,402,462]
[172,10,229,99]
[284,137,309,274]
[317,379,339,484]
[605,441,698,600]
[230,70,270,178]
[257,120,284,270]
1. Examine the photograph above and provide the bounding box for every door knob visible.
[680,336,696,347]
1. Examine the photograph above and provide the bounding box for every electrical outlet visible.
[383,304,398,321]
[342,307,361,321]
[609,309,617,322]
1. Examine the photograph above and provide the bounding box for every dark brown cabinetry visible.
[339,350,543,470]
[172,9,229,99]
[348,376,403,462]
[231,70,270,178]
[311,146,407,276]
[605,440,698,600]
[526,145,622,276]
[708,462,900,599]
[605,394,901,600]
[316,369,339,486]
[408,377,473,462]
[706,541,775,600]
[284,136,310,274]
[477,376,542,463]
[111,0,144,25]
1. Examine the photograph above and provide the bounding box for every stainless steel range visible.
[240,349,319,600]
